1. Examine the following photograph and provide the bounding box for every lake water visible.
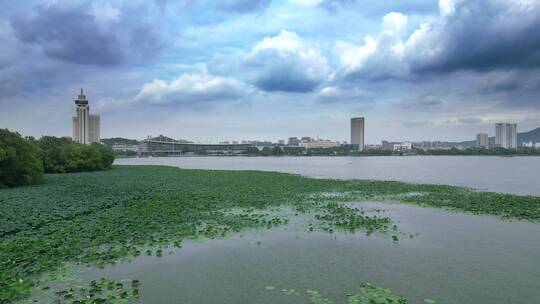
[116,156,540,195]
[82,202,540,304]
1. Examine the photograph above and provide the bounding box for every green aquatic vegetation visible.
[276,282,409,304]
[46,277,139,304]
[1,165,539,303]
[399,190,540,220]
[346,283,408,304]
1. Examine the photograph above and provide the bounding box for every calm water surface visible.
[83,202,540,304]
[116,156,540,195]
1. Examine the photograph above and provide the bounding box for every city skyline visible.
[1,1,539,143]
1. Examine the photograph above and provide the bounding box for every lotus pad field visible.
[1,165,540,303]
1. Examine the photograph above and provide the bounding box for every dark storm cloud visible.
[216,0,272,13]
[409,0,540,74]
[478,70,540,95]
[10,3,163,66]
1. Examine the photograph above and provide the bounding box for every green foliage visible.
[0,129,43,188]
[272,146,285,156]
[346,283,408,304]
[1,166,539,302]
[244,147,260,155]
[37,137,115,173]
[43,277,139,304]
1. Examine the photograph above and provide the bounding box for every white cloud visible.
[135,73,245,104]
[317,86,371,102]
[438,0,455,17]
[245,30,329,92]
[334,12,409,80]
[253,30,304,53]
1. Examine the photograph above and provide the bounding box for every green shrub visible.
[0,129,44,188]
[38,137,115,173]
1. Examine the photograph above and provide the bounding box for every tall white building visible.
[495,123,517,149]
[476,133,489,149]
[72,89,100,145]
[351,117,365,151]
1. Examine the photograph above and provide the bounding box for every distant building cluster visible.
[375,122,522,152]
[72,89,100,145]
[83,101,534,155]
[286,136,342,149]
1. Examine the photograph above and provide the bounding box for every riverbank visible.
[1,165,540,303]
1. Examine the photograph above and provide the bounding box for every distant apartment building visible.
[299,140,340,149]
[495,123,517,149]
[111,144,139,152]
[72,89,100,145]
[382,140,399,150]
[476,133,489,149]
[412,141,452,150]
[365,144,382,150]
[351,117,365,151]
[381,140,414,151]
[393,142,413,151]
[287,137,301,146]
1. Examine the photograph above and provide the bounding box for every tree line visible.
[0,129,115,188]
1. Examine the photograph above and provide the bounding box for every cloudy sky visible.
[1,0,539,143]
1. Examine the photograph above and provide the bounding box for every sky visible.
[0,0,539,144]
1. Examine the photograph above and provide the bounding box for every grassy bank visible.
[1,165,540,303]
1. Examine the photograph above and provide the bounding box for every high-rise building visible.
[495,123,517,149]
[476,133,489,149]
[351,117,365,151]
[72,89,100,145]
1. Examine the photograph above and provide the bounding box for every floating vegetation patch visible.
[41,277,139,304]
[274,282,415,304]
[1,165,539,303]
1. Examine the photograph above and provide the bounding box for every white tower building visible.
[72,89,100,145]
[351,117,365,151]
[495,123,517,149]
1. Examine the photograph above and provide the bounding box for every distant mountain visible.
[517,127,540,144]
[457,127,540,147]
[101,137,140,147]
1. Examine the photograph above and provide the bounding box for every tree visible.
[260,146,273,156]
[272,146,284,156]
[244,147,260,155]
[37,137,115,173]
[0,129,44,188]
